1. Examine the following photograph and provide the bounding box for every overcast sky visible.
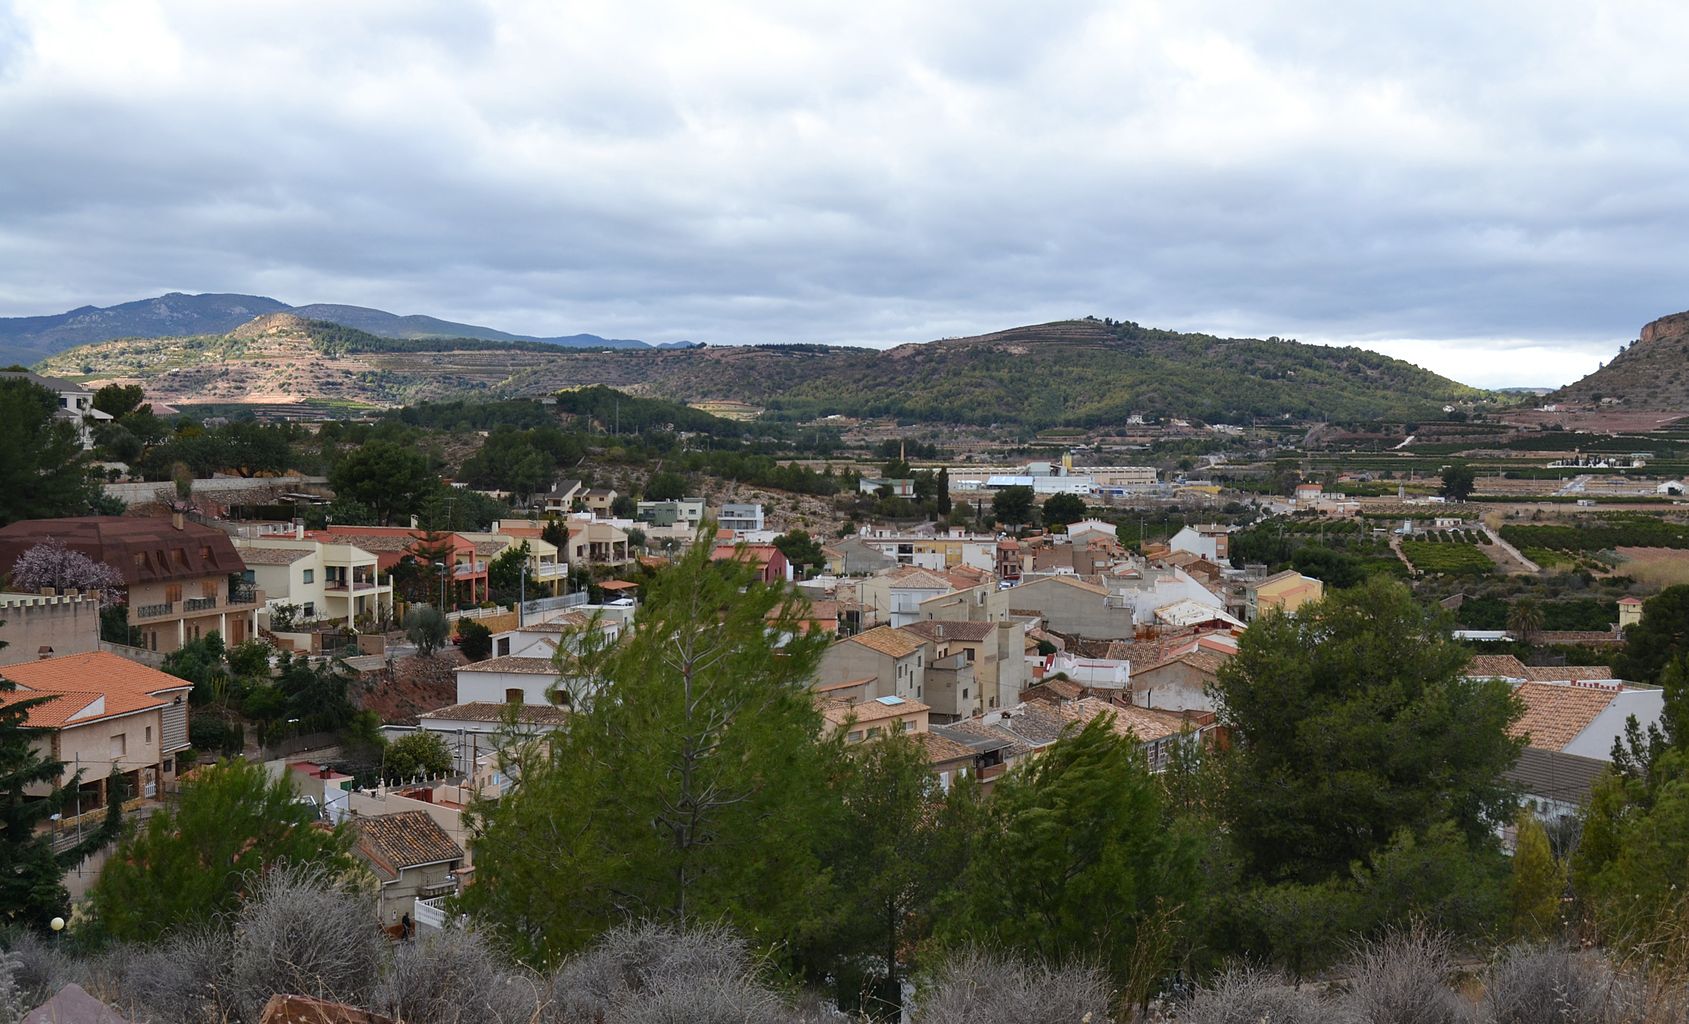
[2,1,1686,388]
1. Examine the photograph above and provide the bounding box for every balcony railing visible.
[133,602,173,619]
[227,583,258,605]
[183,596,217,613]
[532,562,568,579]
[453,561,487,578]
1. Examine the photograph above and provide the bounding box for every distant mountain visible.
[503,318,1489,427]
[0,292,290,365]
[0,292,653,365]
[1550,311,1689,410]
[34,312,1488,426]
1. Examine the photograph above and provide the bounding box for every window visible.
[302,569,314,584]
[847,730,863,742]
[199,544,213,562]
[145,726,153,743]
[302,602,314,617]
[164,584,183,603]
[202,580,217,597]
[505,688,523,704]
[496,638,510,656]
[111,733,126,757]
[962,688,969,699]
[133,553,146,571]
[172,548,189,569]
[902,720,914,732]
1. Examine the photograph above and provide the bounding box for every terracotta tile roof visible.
[3,651,193,699]
[416,701,570,726]
[1137,648,1230,679]
[1022,575,1109,595]
[236,546,315,565]
[902,620,998,644]
[1467,654,1529,679]
[915,730,978,765]
[355,810,464,876]
[1522,665,1615,682]
[454,656,556,675]
[938,718,1030,758]
[1510,683,1619,752]
[1062,697,1187,744]
[843,626,925,659]
[822,695,929,728]
[0,687,164,729]
[1021,679,1083,702]
[888,568,953,591]
[996,701,1070,745]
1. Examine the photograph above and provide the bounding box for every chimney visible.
[295,518,305,540]
[171,511,185,530]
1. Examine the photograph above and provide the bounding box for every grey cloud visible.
[1,1,1687,387]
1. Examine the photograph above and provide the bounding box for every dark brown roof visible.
[0,515,245,585]
[355,810,463,876]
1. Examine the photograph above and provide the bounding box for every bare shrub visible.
[378,927,544,1024]
[0,931,72,1010]
[914,948,1115,1024]
[220,867,384,1023]
[1482,945,1640,1024]
[1344,927,1472,1024]
[546,922,790,1024]
[1180,967,1352,1024]
[105,930,239,1023]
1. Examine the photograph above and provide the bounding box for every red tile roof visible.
[354,810,464,877]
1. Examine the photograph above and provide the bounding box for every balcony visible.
[133,601,173,620]
[183,596,217,613]
[532,562,569,579]
[413,893,461,931]
[452,561,487,578]
[324,578,381,592]
[227,582,259,607]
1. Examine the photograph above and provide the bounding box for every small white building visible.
[454,656,564,707]
[718,503,765,534]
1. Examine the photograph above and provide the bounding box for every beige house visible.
[1246,570,1325,621]
[903,619,1028,715]
[821,694,930,743]
[1,652,194,818]
[815,626,928,702]
[353,810,466,931]
[0,515,262,654]
[582,488,619,516]
[235,535,389,626]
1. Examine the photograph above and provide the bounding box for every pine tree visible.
[460,533,835,966]
[0,655,124,929]
[1509,811,1564,940]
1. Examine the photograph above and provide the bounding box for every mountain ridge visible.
[0,291,659,364]
[1550,311,1689,410]
[35,312,1488,426]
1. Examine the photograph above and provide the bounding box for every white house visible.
[718,503,765,534]
[415,701,571,776]
[453,656,564,708]
[1,371,110,449]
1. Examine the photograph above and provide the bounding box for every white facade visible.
[1169,526,1220,561]
[718,503,765,533]
[454,658,562,707]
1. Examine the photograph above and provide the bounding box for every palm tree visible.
[1508,598,1545,647]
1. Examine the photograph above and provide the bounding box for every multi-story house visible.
[1,652,195,812]
[0,515,262,653]
[582,487,619,516]
[235,532,390,626]
[307,527,490,606]
[903,618,1028,715]
[815,626,928,702]
[0,370,111,449]
[717,503,765,534]
[635,498,706,530]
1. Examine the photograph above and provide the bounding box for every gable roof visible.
[355,811,464,877]
[454,656,556,675]
[236,546,317,565]
[843,626,925,659]
[887,567,953,591]
[1466,654,1529,679]
[416,701,571,726]
[821,695,930,728]
[1510,682,1621,752]
[902,620,998,644]
[1061,697,1187,744]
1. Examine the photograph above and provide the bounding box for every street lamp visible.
[49,916,64,933]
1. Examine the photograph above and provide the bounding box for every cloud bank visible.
[3,0,1687,387]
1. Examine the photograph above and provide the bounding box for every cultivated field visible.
[1613,547,1689,587]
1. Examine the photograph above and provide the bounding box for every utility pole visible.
[518,561,527,628]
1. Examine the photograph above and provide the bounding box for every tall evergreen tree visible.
[1214,577,1523,884]
[0,378,100,526]
[1,647,124,927]
[460,533,835,966]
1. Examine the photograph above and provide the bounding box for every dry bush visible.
[914,948,1114,1024]
[546,922,792,1024]
[1344,927,1472,1024]
[99,931,230,1023]
[0,931,73,1012]
[1180,967,1352,1024]
[219,867,385,1023]
[1482,946,1640,1024]
[378,927,545,1024]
